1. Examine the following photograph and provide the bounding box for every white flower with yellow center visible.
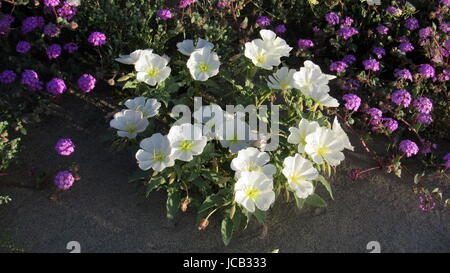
[305,127,345,166]
[282,154,318,199]
[293,60,336,96]
[135,53,171,86]
[216,117,257,154]
[135,133,175,172]
[259,29,292,57]
[309,85,339,108]
[167,123,207,162]
[332,117,354,151]
[109,109,149,139]
[176,38,214,56]
[267,67,296,90]
[186,48,220,81]
[287,119,320,153]
[193,104,234,140]
[234,172,275,213]
[230,147,276,179]
[124,97,161,118]
[244,40,282,70]
[115,49,153,65]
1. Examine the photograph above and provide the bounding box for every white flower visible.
[287,119,320,153]
[124,97,161,118]
[216,117,256,154]
[167,123,207,162]
[176,38,214,56]
[267,67,296,90]
[282,154,318,199]
[230,147,276,179]
[305,127,345,166]
[244,40,281,70]
[186,48,220,81]
[259,29,292,57]
[109,109,149,139]
[115,49,153,65]
[293,60,336,96]
[135,133,175,172]
[366,0,381,6]
[67,0,81,6]
[135,53,171,86]
[193,104,233,140]
[332,117,354,151]
[234,172,275,213]
[309,85,339,108]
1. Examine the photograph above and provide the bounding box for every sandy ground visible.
[0,91,449,253]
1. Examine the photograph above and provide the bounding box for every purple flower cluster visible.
[366,108,383,122]
[64,42,78,53]
[343,78,360,91]
[325,12,340,25]
[88,32,107,46]
[413,97,433,114]
[0,14,14,35]
[419,195,436,211]
[275,24,286,34]
[21,70,43,91]
[342,54,356,65]
[391,89,412,107]
[386,6,401,16]
[46,44,62,59]
[417,113,433,125]
[399,140,419,157]
[338,26,359,40]
[394,68,413,81]
[418,64,435,78]
[342,94,361,111]
[44,23,60,38]
[256,16,271,26]
[179,0,197,8]
[57,1,78,21]
[443,153,450,168]
[329,61,348,73]
[404,18,419,30]
[16,41,31,54]
[440,22,450,33]
[54,170,75,190]
[399,42,414,53]
[158,9,173,20]
[44,0,60,7]
[55,138,75,156]
[419,27,433,39]
[298,39,314,50]
[0,70,16,84]
[376,25,389,35]
[21,16,45,34]
[46,78,66,95]
[77,74,96,93]
[373,47,386,59]
[362,59,379,71]
[382,118,398,132]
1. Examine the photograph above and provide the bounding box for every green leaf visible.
[305,194,327,207]
[221,216,234,246]
[166,188,181,219]
[145,176,165,197]
[197,194,223,214]
[318,175,333,200]
[294,195,305,209]
[253,209,266,224]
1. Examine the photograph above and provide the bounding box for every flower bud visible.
[180,197,190,212]
[198,218,209,230]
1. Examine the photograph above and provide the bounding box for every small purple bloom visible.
[298,39,314,50]
[404,18,419,30]
[417,113,433,125]
[21,16,45,34]
[440,22,450,33]
[342,94,361,111]
[399,36,409,43]
[386,6,401,15]
[275,24,286,34]
[394,68,413,81]
[256,16,271,26]
[342,54,356,65]
[55,138,75,156]
[338,26,359,40]
[443,153,450,168]
[158,9,173,20]
[44,0,60,7]
[413,97,433,114]
[312,26,320,33]
[179,0,197,8]
[88,32,107,46]
[399,42,414,52]
[329,61,348,73]
[63,42,78,53]
[363,59,379,71]
[16,41,31,54]
[343,78,360,91]
[57,1,78,21]
[77,74,96,93]
[46,78,66,95]
[21,70,43,91]
[46,44,62,59]
[376,25,389,35]
[44,23,61,38]
[382,118,398,132]
[419,27,432,39]
[399,140,419,157]
[419,195,436,212]
[373,47,386,59]
[0,70,16,84]
[418,64,435,78]
[325,12,340,25]
[445,39,450,50]
[441,0,450,7]
[366,108,383,119]
[217,0,228,8]
[342,16,354,27]
[54,170,75,190]
[391,89,412,107]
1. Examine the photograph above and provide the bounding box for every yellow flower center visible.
[245,163,262,172]
[125,124,137,134]
[180,140,193,151]
[152,151,165,162]
[289,174,305,184]
[198,62,210,72]
[317,146,329,157]
[245,187,261,200]
[147,67,160,78]
[256,54,266,64]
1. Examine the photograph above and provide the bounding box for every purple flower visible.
[399,36,409,43]
[63,42,78,53]
[217,0,228,8]
[55,138,75,156]
[342,16,354,27]
[376,25,389,35]
[366,108,383,119]
[21,70,43,91]
[386,6,401,15]
[21,16,45,34]
[373,47,386,59]
[342,94,361,111]
[88,32,107,46]
[445,39,450,50]
[57,1,78,21]
[443,153,450,168]
[417,113,433,125]
[77,74,96,93]
[418,64,435,78]
[420,139,436,155]
[404,18,419,30]
[54,170,75,190]
[158,9,173,20]
[419,195,436,211]
[46,78,66,95]
[382,118,398,132]
[439,68,450,82]
[325,12,340,25]
[275,24,286,34]
[338,26,359,40]
[0,14,14,35]
[44,23,60,38]
[362,59,379,71]
[179,0,197,8]
[399,42,414,52]
[394,68,413,81]
[298,39,314,50]
[419,27,432,39]
[343,78,360,91]
[256,16,271,26]
[0,70,16,84]
[391,89,412,107]
[399,140,419,157]
[413,97,433,114]
[441,0,450,7]
[342,54,356,65]
[329,61,348,73]
[46,44,62,59]
[44,0,60,7]
[440,22,450,33]
[16,41,31,54]
[312,26,320,33]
